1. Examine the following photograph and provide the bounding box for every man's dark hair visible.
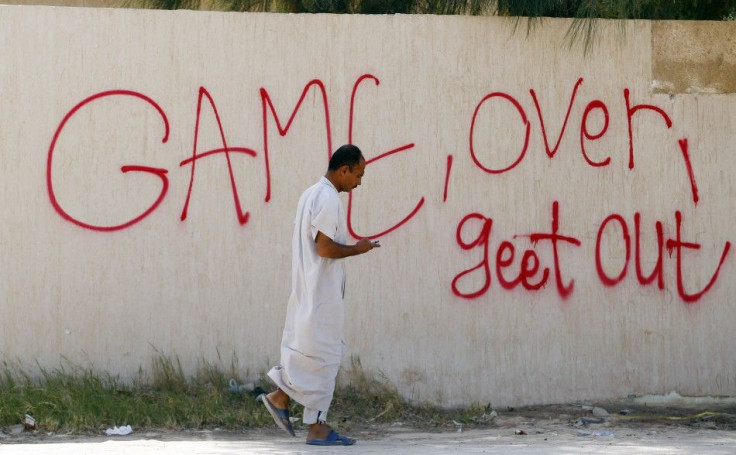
[328,144,364,171]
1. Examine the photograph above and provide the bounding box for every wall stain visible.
[653,21,736,94]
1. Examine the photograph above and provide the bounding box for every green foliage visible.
[138,0,736,19]
[495,0,736,20]
[0,356,489,434]
[132,0,736,52]
[0,358,270,432]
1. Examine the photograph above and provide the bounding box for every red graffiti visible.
[634,213,664,289]
[453,203,730,303]
[260,80,333,203]
[46,90,171,232]
[346,74,425,239]
[48,75,424,238]
[180,87,258,224]
[678,138,700,205]
[580,99,611,167]
[623,88,673,169]
[666,211,731,303]
[524,201,582,299]
[594,211,730,302]
[469,92,530,174]
[531,77,583,159]
[596,214,631,286]
[443,154,453,202]
[464,79,697,203]
[496,241,550,291]
[46,75,730,305]
[452,213,492,299]
[452,201,581,299]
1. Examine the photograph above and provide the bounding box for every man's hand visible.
[354,238,381,254]
[315,232,381,258]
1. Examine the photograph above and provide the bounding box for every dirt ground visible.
[1,402,735,454]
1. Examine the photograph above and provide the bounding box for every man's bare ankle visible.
[307,422,331,439]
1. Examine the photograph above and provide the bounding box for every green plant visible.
[0,355,494,434]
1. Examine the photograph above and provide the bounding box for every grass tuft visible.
[0,357,273,433]
[0,355,490,434]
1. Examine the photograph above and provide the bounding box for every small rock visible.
[581,405,594,411]
[8,424,25,435]
[515,429,527,435]
[592,407,609,417]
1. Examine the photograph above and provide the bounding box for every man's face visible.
[340,158,366,192]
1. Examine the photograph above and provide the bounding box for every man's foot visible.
[306,423,356,446]
[266,389,290,409]
[258,390,295,437]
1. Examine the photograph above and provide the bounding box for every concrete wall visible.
[1,5,735,406]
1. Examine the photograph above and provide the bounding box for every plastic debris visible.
[452,420,463,432]
[22,414,36,430]
[105,425,133,436]
[228,379,255,394]
[478,410,498,422]
[515,429,527,435]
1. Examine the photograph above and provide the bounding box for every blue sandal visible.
[306,429,356,446]
[258,393,296,437]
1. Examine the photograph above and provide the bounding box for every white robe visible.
[267,177,346,411]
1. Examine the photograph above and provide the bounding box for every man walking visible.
[260,144,380,446]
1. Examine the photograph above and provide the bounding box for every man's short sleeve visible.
[310,189,339,241]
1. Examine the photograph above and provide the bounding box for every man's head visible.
[327,144,366,192]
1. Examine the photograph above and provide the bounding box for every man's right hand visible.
[315,232,380,258]
[354,238,381,254]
